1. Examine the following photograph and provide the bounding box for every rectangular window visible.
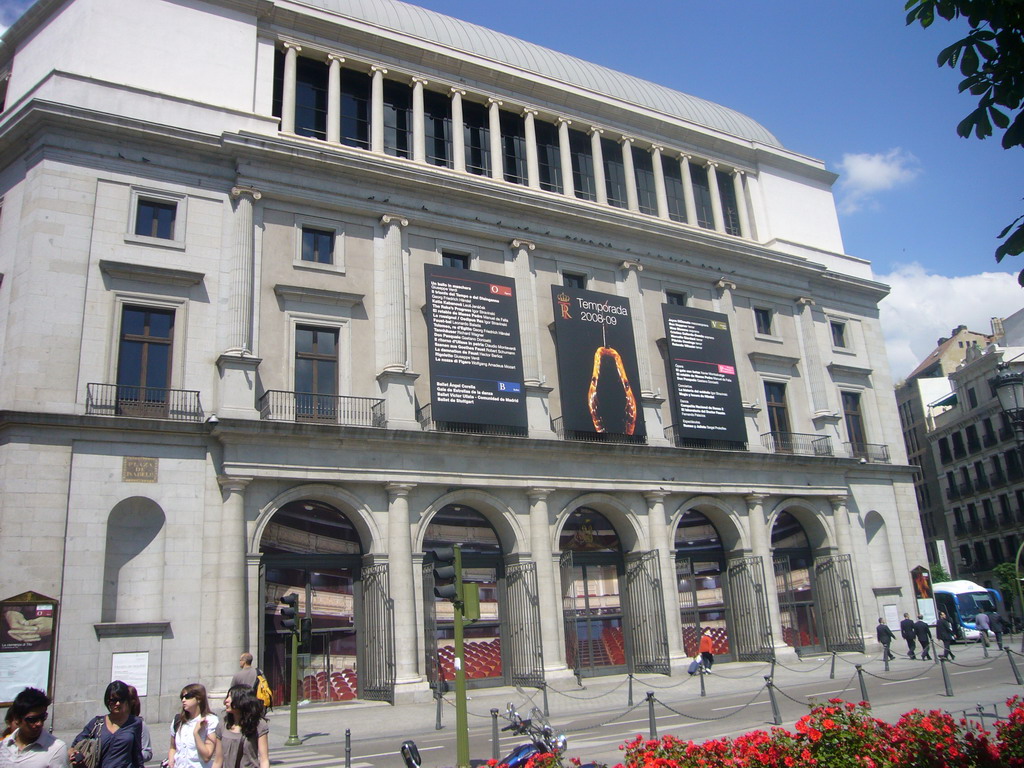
[462,100,490,176]
[301,227,334,265]
[601,137,627,209]
[717,169,741,236]
[500,110,527,185]
[666,291,687,306]
[830,321,847,348]
[690,162,714,229]
[135,199,176,240]
[340,68,371,150]
[295,56,328,140]
[568,128,596,202]
[563,272,586,289]
[764,381,790,436]
[990,539,1002,563]
[754,307,773,336]
[535,120,562,193]
[117,306,174,416]
[295,325,338,421]
[424,89,452,168]
[842,391,866,450]
[633,148,658,216]
[951,431,966,458]
[662,156,686,223]
[938,436,952,463]
[441,252,469,269]
[383,79,412,158]
[967,387,978,409]
[966,424,981,452]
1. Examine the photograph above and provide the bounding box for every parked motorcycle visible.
[401,703,596,768]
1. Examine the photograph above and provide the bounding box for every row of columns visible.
[276,43,752,238]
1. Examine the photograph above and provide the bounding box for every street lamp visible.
[991,362,1024,644]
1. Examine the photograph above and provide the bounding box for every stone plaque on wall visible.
[122,457,158,483]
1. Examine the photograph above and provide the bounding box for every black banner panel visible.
[551,286,646,438]
[424,264,527,429]
[661,304,745,443]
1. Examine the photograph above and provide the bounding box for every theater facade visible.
[0,0,924,720]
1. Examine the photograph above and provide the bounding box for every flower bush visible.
[490,697,1024,768]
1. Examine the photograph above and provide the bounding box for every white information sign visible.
[111,652,149,696]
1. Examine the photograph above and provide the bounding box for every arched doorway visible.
[771,511,821,654]
[559,508,627,677]
[260,500,365,704]
[422,504,505,688]
[674,509,730,659]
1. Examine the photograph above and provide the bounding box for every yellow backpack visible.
[255,670,273,711]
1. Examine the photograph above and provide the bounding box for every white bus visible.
[932,580,997,641]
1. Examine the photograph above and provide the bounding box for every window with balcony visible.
[938,436,952,463]
[116,306,174,417]
[966,424,981,453]
[959,544,972,567]
[951,431,966,458]
[765,381,790,436]
[295,326,339,421]
[967,387,978,409]
[974,542,988,568]
[842,391,866,452]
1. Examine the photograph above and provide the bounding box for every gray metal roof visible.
[294,0,782,147]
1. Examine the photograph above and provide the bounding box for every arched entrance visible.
[559,508,627,676]
[771,511,821,654]
[674,509,730,659]
[260,500,370,704]
[422,504,506,688]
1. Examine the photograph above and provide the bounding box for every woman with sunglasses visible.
[70,680,144,768]
[211,687,269,768]
[168,684,217,768]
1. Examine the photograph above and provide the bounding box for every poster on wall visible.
[661,304,745,444]
[424,264,527,429]
[551,286,646,439]
[911,566,936,624]
[0,592,58,703]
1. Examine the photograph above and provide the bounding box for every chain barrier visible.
[651,684,769,723]
[706,663,774,680]
[944,656,999,669]
[544,674,631,700]
[439,694,500,719]
[773,669,860,707]
[833,652,881,666]
[635,673,696,690]
[560,699,649,733]
[859,664,937,683]
[773,657,834,674]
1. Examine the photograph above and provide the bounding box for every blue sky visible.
[1,0,1021,377]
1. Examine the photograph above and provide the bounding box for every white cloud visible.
[837,148,920,214]
[878,263,1024,380]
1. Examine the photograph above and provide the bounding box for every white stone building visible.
[0,0,926,721]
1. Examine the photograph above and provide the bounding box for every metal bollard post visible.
[646,691,658,739]
[1007,648,1024,685]
[542,683,550,718]
[491,709,500,761]
[855,664,869,704]
[764,676,782,726]
[345,729,351,768]
[940,656,954,697]
[830,651,836,680]
[770,658,777,680]
[628,673,634,707]
[699,665,706,698]
[435,685,443,730]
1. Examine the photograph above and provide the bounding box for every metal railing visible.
[258,390,385,427]
[947,485,961,501]
[990,470,1007,487]
[552,416,647,445]
[760,432,833,456]
[663,425,746,452]
[416,403,528,437]
[844,442,891,463]
[86,383,203,422]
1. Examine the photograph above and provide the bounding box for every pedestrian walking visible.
[876,618,897,661]
[900,612,917,659]
[69,681,144,768]
[0,687,69,768]
[975,610,991,645]
[913,615,933,660]
[698,627,716,671]
[937,611,956,660]
[168,685,217,768]
[124,687,150,765]
[988,610,1005,650]
[211,688,268,768]
[229,655,258,692]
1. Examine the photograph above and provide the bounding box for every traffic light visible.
[299,617,312,652]
[429,546,460,602]
[280,593,298,632]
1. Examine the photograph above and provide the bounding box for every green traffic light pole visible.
[285,627,300,746]
[452,544,470,768]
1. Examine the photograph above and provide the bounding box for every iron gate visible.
[559,552,579,676]
[422,560,441,691]
[774,555,821,654]
[355,561,395,702]
[624,551,670,675]
[814,554,864,652]
[502,560,545,688]
[724,555,775,661]
[676,558,700,656]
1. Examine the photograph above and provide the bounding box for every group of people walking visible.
[876,614,934,661]
[880,607,1009,663]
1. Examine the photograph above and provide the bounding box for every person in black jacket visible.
[988,610,1005,651]
[913,615,933,660]
[936,611,956,660]
[876,618,897,661]
[900,612,917,659]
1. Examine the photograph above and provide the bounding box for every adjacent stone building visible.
[0,0,926,721]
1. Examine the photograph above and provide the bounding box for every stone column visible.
[732,170,751,238]
[370,65,387,153]
[326,54,344,144]
[620,137,639,212]
[651,145,669,220]
[528,488,567,672]
[511,240,555,438]
[376,215,419,429]
[796,297,831,417]
[450,88,466,173]
[622,261,669,445]
[706,162,725,233]
[589,128,607,205]
[411,77,428,163]
[487,98,503,181]
[227,186,261,354]
[713,277,737,317]
[387,483,421,684]
[523,108,540,190]
[644,491,684,663]
[746,493,786,654]
[829,495,852,556]
[280,42,301,134]
[557,118,575,198]
[679,155,697,226]
[217,476,251,691]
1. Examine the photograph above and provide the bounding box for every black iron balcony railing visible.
[664,424,746,452]
[959,480,974,497]
[416,403,528,437]
[552,416,647,445]
[990,470,1007,488]
[953,523,967,537]
[946,485,961,501]
[975,474,990,491]
[258,390,385,427]
[86,383,203,422]
[998,512,1014,527]
[760,432,833,457]
[845,442,891,463]
[983,516,999,532]
[983,433,998,448]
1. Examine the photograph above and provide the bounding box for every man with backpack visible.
[229,653,258,691]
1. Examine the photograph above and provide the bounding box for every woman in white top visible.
[168,684,218,768]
